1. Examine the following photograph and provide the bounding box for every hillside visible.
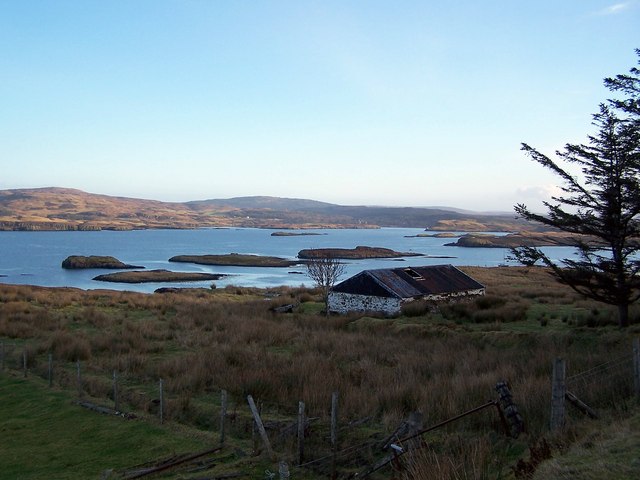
[0,187,534,231]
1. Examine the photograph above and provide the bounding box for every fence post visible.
[331,391,339,479]
[23,349,27,377]
[247,395,274,460]
[297,400,305,466]
[220,389,227,445]
[76,360,82,397]
[113,371,119,412]
[550,358,566,430]
[159,379,164,424]
[1,342,4,371]
[48,354,53,388]
[633,338,640,399]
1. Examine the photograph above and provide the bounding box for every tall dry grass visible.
[0,269,638,476]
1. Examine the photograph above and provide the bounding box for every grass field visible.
[0,374,204,479]
[1,266,639,479]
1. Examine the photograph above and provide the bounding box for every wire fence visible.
[2,337,639,478]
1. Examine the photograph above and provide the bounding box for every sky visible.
[1,1,639,212]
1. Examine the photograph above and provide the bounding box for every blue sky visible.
[1,1,638,211]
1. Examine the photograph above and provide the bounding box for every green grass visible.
[532,412,640,479]
[0,374,204,479]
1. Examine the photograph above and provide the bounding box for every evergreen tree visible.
[512,52,640,328]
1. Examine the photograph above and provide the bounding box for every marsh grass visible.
[0,268,638,478]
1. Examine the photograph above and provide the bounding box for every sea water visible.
[0,228,577,292]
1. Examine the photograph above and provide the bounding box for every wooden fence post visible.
[297,400,305,465]
[48,354,53,388]
[220,389,228,445]
[76,360,82,397]
[113,370,119,412]
[247,395,274,460]
[331,391,339,479]
[550,358,566,430]
[159,378,164,424]
[633,338,640,399]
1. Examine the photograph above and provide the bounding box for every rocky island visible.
[62,255,144,269]
[93,270,224,283]
[444,232,582,248]
[169,253,299,267]
[297,246,423,259]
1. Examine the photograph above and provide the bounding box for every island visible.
[169,253,299,267]
[404,232,460,238]
[92,270,224,284]
[62,255,144,269]
[444,232,582,248]
[297,246,423,259]
[271,231,326,237]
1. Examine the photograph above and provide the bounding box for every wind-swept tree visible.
[512,52,640,328]
[305,255,346,316]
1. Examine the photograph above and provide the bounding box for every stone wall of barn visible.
[328,288,485,316]
[328,292,402,316]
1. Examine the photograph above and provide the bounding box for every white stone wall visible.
[328,288,485,316]
[328,292,402,316]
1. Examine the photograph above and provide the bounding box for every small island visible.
[62,255,144,269]
[169,253,299,267]
[93,269,224,284]
[271,231,326,237]
[297,246,423,259]
[444,232,582,248]
[404,232,460,238]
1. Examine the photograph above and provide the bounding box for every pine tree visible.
[513,52,640,328]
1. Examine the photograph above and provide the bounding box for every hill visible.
[0,187,535,231]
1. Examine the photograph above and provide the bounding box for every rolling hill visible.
[0,187,532,232]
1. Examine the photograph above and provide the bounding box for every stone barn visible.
[328,264,485,316]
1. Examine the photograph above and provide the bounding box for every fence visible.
[1,337,639,478]
[550,337,640,430]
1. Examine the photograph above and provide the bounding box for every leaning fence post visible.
[247,395,274,460]
[297,400,305,465]
[550,358,566,430]
[220,389,228,445]
[331,391,339,479]
[633,338,640,399]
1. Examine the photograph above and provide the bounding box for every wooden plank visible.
[247,395,274,460]
[565,391,598,419]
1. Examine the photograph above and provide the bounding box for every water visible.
[0,228,578,293]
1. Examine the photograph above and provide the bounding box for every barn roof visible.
[331,265,485,299]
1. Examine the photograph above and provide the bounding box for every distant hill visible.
[0,187,536,232]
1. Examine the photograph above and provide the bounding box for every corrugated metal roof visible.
[332,264,485,299]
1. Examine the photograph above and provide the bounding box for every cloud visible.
[594,2,633,15]
[515,184,563,204]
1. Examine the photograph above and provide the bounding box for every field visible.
[0,266,639,479]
